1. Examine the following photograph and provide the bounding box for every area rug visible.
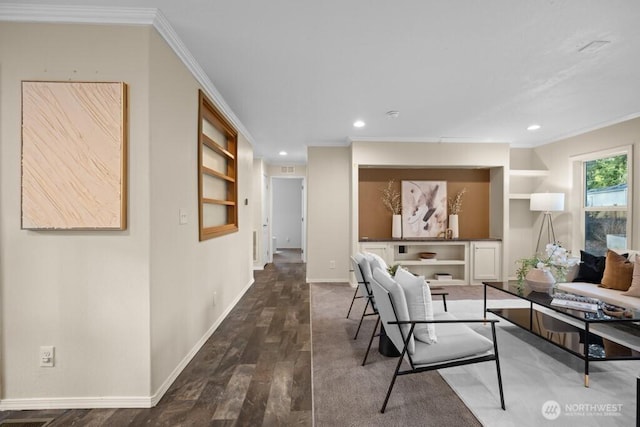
[311,283,638,426]
[439,299,638,427]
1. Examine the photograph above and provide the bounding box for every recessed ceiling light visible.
[353,120,365,128]
[279,151,287,156]
[527,124,541,131]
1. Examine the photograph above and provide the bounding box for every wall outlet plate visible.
[40,345,54,367]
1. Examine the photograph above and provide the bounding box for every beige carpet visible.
[311,282,481,426]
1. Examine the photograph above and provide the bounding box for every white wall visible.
[534,117,640,254]
[272,178,302,249]
[0,22,254,408]
[0,23,152,401]
[147,29,254,396]
[306,147,351,282]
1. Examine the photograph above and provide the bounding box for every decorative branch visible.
[380,180,402,215]
[448,188,467,215]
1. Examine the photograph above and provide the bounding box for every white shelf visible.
[509,169,549,177]
[399,260,466,266]
[509,193,532,200]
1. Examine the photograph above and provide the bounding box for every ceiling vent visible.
[281,166,295,174]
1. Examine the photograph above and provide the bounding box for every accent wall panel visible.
[21,81,128,230]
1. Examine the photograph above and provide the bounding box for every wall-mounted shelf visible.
[509,169,549,200]
[509,169,549,177]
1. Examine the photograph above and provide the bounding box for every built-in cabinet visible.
[360,239,501,285]
[470,241,502,282]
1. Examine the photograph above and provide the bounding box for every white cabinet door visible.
[359,242,390,264]
[471,241,501,283]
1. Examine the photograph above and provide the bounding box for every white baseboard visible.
[306,278,349,283]
[149,277,255,407]
[0,277,256,411]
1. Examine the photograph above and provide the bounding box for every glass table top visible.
[483,281,640,323]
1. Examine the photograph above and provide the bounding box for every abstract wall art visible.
[401,180,448,238]
[21,81,128,230]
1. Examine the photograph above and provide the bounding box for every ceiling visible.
[3,1,640,164]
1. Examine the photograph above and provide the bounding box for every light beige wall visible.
[306,147,351,282]
[253,158,267,268]
[0,22,254,407]
[147,29,253,395]
[267,164,307,177]
[0,23,151,399]
[533,117,640,254]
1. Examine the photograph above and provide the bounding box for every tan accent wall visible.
[359,168,490,239]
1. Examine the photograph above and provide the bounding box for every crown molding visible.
[0,3,256,147]
[0,4,157,24]
[348,136,510,144]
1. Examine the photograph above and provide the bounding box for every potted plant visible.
[515,243,578,292]
[381,180,402,238]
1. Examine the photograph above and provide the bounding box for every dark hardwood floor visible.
[0,260,311,427]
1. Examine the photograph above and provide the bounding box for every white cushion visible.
[411,312,493,366]
[394,267,437,344]
[557,282,640,310]
[372,267,415,355]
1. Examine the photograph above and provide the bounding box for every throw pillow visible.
[372,267,415,354]
[600,250,634,291]
[622,256,640,297]
[394,267,437,344]
[573,250,606,284]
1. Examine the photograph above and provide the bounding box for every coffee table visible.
[483,281,640,387]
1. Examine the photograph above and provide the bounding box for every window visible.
[198,90,238,240]
[581,147,631,255]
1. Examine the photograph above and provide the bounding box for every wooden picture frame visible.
[21,81,128,230]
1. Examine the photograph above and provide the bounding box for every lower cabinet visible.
[470,241,502,284]
[360,240,501,285]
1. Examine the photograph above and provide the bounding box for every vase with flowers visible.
[447,188,466,239]
[381,180,402,238]
[516,243,578,293]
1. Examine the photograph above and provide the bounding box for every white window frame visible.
[571,145,632,253]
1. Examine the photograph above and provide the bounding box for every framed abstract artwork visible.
[21,81,128,230]
[401,180,448,238]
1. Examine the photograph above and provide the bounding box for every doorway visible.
[271,177,305,263]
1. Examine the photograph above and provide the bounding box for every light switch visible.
[179,208,188,225]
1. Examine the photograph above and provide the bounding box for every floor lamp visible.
[530,193,565,254]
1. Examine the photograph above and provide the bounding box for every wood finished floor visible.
[0,258,311,426]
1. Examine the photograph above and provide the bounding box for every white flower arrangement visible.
[516,243,579,285]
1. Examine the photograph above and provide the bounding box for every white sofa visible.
[556,251,640,311]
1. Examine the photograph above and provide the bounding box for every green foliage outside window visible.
[585,154,627,190]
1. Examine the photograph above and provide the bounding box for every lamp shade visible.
[530,193,564,212]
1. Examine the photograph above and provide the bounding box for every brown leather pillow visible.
[599,250,633,291]
[622,257,640,297]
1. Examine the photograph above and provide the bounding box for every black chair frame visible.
[378,290,505,414]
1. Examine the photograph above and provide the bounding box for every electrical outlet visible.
[40,345,54,367]
[329,260,336,269]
